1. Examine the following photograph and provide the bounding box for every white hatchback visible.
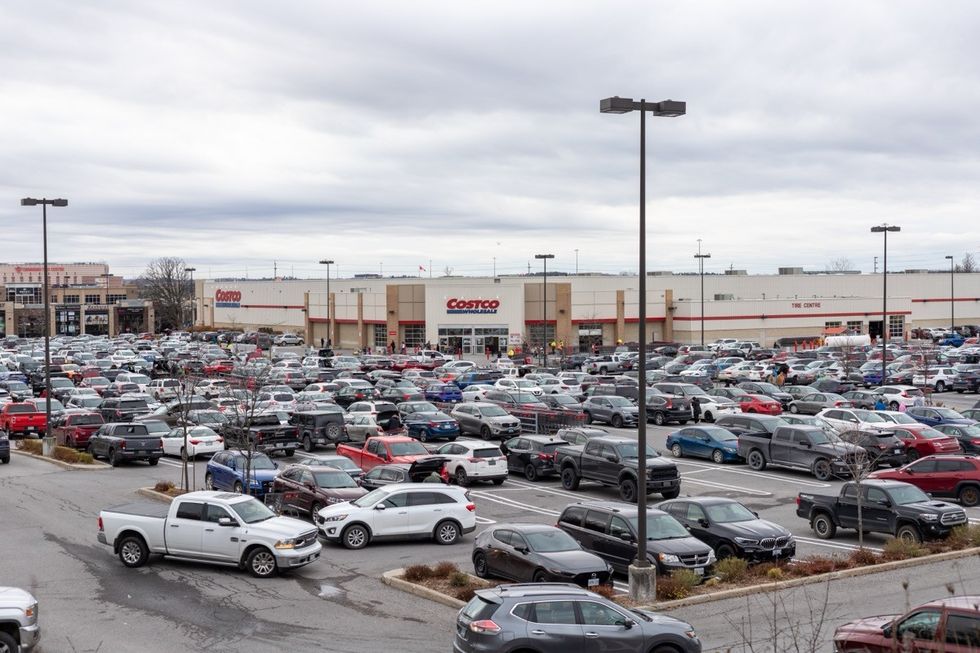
[316,483,476,549]
[432,439,508,486]
[161,425,224,459]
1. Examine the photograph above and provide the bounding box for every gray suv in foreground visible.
[453,583,701,653]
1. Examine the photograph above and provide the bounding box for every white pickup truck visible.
[97,490,321,578]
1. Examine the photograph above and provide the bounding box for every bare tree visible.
[957,252,977,273]
[219,359,275,496]
[139,257,192,331]
[836,429,891,548]
[826,257,854,273]
[726,578,838,652]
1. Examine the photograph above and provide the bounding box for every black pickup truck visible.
[737,425,865,481]
[796,479,968,543]
[222,414,300,457]
[88,422,164,467]
[555,435,680,502]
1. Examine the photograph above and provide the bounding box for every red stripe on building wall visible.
[240,304,305,310]
[673,310,911,322]
[398,320,425,325]
[911,297,980,303]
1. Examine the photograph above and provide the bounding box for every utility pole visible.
[273,261,277,279]
[575,249,579,274]
[874,256,878,274]
[694,239,711,347]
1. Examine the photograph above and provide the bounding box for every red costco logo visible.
[446,298,499,314]
[215,289,242,306]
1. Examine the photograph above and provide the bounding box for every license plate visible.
[488,460,496,466]
[694,567,704,576]
[773,548,782,556]
[587,577,599,587]
[894,449,902,454]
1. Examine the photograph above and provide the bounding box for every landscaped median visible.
[136,481,189,502]
[13,440,110,470]
[384,527,980,611]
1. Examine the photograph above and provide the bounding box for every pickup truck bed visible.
[102,502,170,519]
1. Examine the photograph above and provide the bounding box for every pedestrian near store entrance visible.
[691,397,701,424]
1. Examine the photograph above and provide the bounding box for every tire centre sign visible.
[215,289,242,308]
[445,298,500,315]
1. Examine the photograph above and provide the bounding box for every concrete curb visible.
[643,545,980,611]
[381,568,466,610]
[136,488,186,502]
[11,448,111,471]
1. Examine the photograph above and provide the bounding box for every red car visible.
[204,360,234,375]
[52,410,105,450]
[889,424,961,460]
[833,595,980,652]
[869,455,980,507]
[0,403,47,436]
[734,394,783,415]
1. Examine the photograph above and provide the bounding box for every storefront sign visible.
[446,298,500,314]
[791,301,822,309]
[215,289,242,308]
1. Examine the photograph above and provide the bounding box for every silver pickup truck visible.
[0,586,39,651]
[97,490,321,578]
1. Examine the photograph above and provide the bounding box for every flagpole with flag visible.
[419,264,425,279]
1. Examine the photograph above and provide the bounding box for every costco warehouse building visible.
[193,270,980,353]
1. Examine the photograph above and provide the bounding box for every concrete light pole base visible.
[628,564,656,603]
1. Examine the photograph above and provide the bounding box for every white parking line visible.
[680,478,772,496]
[672,460,833,488]
[474,516,497,525]
[505,479,590,500]
[470,491,561,517]
[157,459,182,468]
[794,536,883,553]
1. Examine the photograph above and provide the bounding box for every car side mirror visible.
[516,546,529,555]
[217,517,236,527]
[698,518,709,528]
[617,618,636,630]
[604,454,618,463]
[618,532,634,542]
[882,624,892,639]
[374,503,387,510]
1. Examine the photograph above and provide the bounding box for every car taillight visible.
[468,620,501,635]
[878,444,888,450]
[537,453,554,461]
[189,439,201,445]
[665,400,672,408]
[834,402,844,407]
[794,496,800,506]
[217,437,224,443]
[901,391,909,397]
[465,503,476,512]
[119,440,126,449]
[98,516,103,531]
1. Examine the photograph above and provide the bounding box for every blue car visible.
[424,383,463,403]
[905,406,976,428]
[205,450,280,496]
[665,425,742,464]
[398,400,460,443]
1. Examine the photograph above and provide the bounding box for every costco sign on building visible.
[214,289,242,308]
[446,298,500,315]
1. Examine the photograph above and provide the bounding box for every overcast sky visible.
[3,1,980,280]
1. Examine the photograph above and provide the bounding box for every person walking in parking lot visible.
[691,396,701,424]
[874,396,887,410]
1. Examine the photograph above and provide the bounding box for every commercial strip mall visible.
[194,270,980,354]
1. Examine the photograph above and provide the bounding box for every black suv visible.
[557,501,715,577]
[453,583,702,653]
[290,409,346,452]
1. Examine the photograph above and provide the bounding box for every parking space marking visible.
[680,477,772,496]
[471,491,561,517]
[505,479,593,500]
[474,516,497,525]
[157,459,182,468]
[794,536,883,553]
[672,460,833,488]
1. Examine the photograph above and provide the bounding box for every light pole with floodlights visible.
[601,95,685,601]
[20,197,68,447]
[871,224,900,385]
[184,267,196,329]
[319,260,334,347]
[535,254,554,367]
[694,239,711,348]
[945,255,955,333]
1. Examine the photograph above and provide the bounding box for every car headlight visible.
[322,513,348,522]
[921,514,939,522]
[0,434,7,441]
[734,537,759,545]
[274,538,296,550]
[684,630,698,640]
[706,550,717,563]
[658,553,680,564]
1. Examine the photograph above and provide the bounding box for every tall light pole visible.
[945,255,955,333]
[871,224,900,385]
[575,248,579,274]
[601,95,685,601]
[184,267,196,330]
[535,254,554,367]
[319,259,334,347]
[20,197,68,447]
[694,239,711,348]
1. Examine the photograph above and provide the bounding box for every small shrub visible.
[848,548,881,567]
[656,569,700,601]
[794,556,837,576]
[52,446,81,464]
[403,564,434,583]
[433,561,460,577]
[714,557,748,583]
[703,577,721,587]
[946,526,972,550]
[766,567,784,581]
[448,571,471,588]
[76,452,94,464]
[153,480,176,493]
[882,538,927,561]
[454,587,476,602]
[18,439,42,454]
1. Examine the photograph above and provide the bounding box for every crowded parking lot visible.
[3,331,980,651]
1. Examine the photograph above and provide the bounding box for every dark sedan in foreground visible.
[472,524,612,587]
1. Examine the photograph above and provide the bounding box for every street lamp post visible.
[319,259,334,348]
[694,239,711,348]
[184,267,196,330]
[535,254,554,367]
[20,197,68,448]
[945,255,955,333]
[871,224,900,385]
[601,95,685,601]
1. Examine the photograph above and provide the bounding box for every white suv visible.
[873,385,925,410]
[316,483,476,549]
[433,439,508,486]
[911,367,957,393]
[816,407,894,433]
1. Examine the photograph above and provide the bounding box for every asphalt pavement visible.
[2,389,979,652]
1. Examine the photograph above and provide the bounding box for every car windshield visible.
[960,425,980,437]
[314,471,358,488]
[679,386,708,396]
[852,410,885,423]
[807,430,838,445]
[406,402,438,413]
[513,393,544,404]
[230,498,276,523]
[614,442,657,459]
[704,502,757,523]
[933,408,964,419]
[478,405,508,417]
[606,396,634,407]
[318,457,360,471]
[119,400,148,409]
[702,427,737,442]
[754,383,780,394]
[889,485,931,505]
[551,395,577,405]
[352,488,388,507]
[918,427,948,440]
[389,441,429,456]
[5,382,28,391]
[628,513,690,540]
[525,529,579,553]
[246,455,277,470]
